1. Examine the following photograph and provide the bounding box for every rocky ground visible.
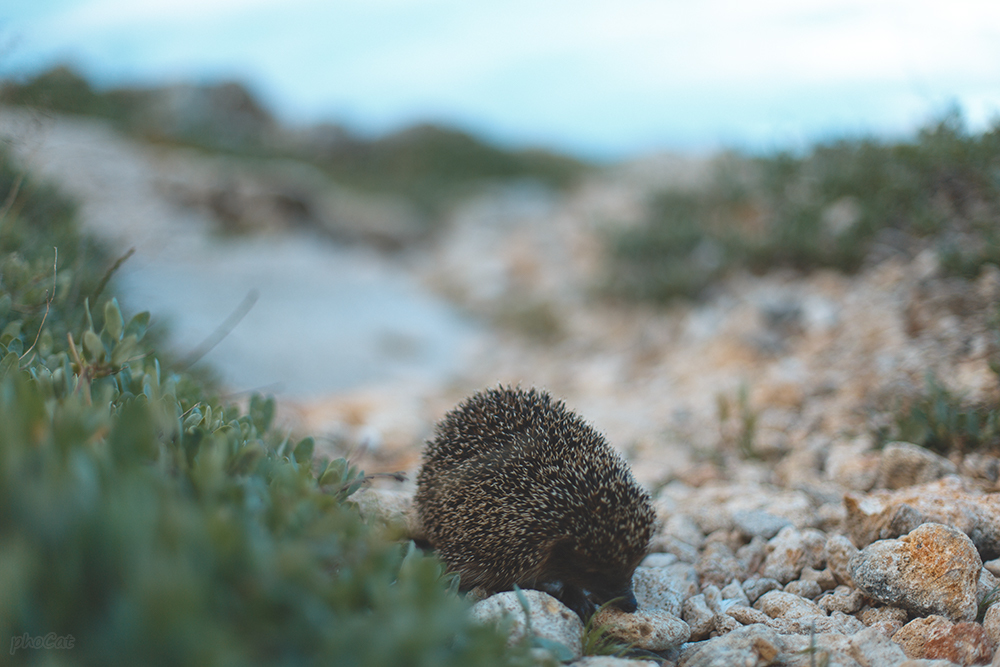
[291,130,1000,666]
[2,106,999,667]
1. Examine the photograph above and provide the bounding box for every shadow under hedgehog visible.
[415,386,656,620]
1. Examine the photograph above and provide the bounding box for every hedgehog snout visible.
[609,588,638,613]
[579,568,640,613]
[594,582,638,613]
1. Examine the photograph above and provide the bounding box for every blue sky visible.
[3,0,999,159]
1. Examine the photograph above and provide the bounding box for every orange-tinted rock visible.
[984,604,1000,646]
[850,523,982,621]
[892,615,993,666]
[844,477,1000,559]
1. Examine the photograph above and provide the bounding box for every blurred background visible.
[2,0,999,475]
[3,1,999,157]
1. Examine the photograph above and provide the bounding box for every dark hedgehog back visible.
[415,386,655,618]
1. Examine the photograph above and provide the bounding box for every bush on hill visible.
[606,113,1000,302]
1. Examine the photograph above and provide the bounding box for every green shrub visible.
[0,152,528,665]
[606,113,1000,302]
[0,66,144,127]
[880,373,1000,456]
[318,124,585,213]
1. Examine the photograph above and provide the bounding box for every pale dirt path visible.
[0,107,483,397]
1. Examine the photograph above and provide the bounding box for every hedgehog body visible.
[415,386,655,619]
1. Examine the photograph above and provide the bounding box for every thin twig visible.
[173,289,259,371]
[18,301,48,367]
[66,332,92,404]
[20,247,58,363]
[66,333,82,369]
[179,403,200,420]
[91,247,135,302]
[363,471,407,483]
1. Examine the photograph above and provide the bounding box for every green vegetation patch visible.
[0,150,527,665]
[316,123,585,214]
[0,65,146,128]
[878,373,1000,456]
[606,114,1000,302]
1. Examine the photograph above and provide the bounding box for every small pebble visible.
[742,577,781,604]
[713,614,741,635]
[979,567,999,607]
[696,541,742,587]
[719,581,750,608]
[860,605,909,637]
[735,535,768,576]
[753,589,826,621]
[640,552,678,568]
[848,625,908,667]
[725,605,770,626]
[783,579,822,599]
[799,565,839,591]
[761,526,826,584]
[682,594,715,641]
[702,585,724,613]
[816,586,866,614]
[732,509,792,539]
[572,658,658,667]
[826,533,860,587]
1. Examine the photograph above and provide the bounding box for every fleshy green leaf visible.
[104,298,124,340]
[83,296,94,332]
[249,394,275,433]
[83,329,105,362]
[111,334,138,366]
[124,311,150,341]
[231,441,265,475]
[2,321,21,339]
[0,351,18,379]
[293,437,314,463]
[319,458,347,486]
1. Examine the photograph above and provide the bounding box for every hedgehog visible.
[415,386,656,619]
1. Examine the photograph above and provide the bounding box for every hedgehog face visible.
[542,538,645,613]
[574,568,640,612]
